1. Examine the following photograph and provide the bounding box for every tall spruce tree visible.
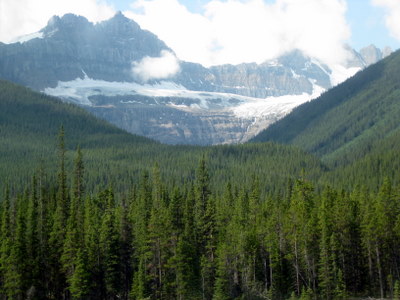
[49,126,70,299]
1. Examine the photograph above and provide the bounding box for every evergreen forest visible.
[2,133,400,300]
[1,48,400,300]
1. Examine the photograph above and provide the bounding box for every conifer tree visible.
[68,248,90,299]
[172,186,199,299]
[116,198,133,299]
[195,156,211,233]
[146,168,174,299]
[213,243,230,300]
[83,194,102,298]
[285,179,315,295]
[6,194,27,299]
[73,146,85,203]
[62,147,86,294]
[0,187,10,291]
[99,188,121,299]
[394,280,400,300]
[56,125,69,223]
[49,126,70,298]
[200,195,217,300]
[130,172,152,299]
[318,186,335,299]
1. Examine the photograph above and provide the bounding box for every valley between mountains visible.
[0,12,391,145]
[1,8,400,300]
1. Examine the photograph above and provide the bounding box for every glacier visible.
[43,75,325,144]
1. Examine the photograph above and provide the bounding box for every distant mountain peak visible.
[46,15,61,27]
[42,14,92,38]
[99,11,141,33]
[109,10,134,23]
[47,13,90,28]
[382,46,393,58]
[0,12,392,145]
[113,10,126,18]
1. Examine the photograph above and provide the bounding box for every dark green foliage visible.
[0,79,328,197]
[68,248,90,299]
[1,135,400,299]
[1,62,400,300]
[251,49,400,188]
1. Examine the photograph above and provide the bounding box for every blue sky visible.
[345,0,398,50]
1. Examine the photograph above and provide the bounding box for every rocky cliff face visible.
[84,93,287,145]
[0,13,391,145]
[345,44,393,69]
[172,49,332,98]
[0,12,170,89]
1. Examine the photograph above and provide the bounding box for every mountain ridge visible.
[0,12,392,145]
[251,48,400,167]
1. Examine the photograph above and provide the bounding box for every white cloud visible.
[0,0,353,69]
[0,0,115,43]
[372,0,400,40]
[132,50,181,81]
[125,0,215,66]
[127,0,351,67]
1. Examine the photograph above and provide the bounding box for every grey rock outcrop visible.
[382,46,393,58]
[86,97,279,145]
[360,44,383,66]
[177,50,331,98]
[345,44,393,69]
[0,12,170,89]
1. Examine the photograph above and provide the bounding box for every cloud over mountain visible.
[0,0,114,43]
[132,50,181,81]
[127,0,351,67]
[372,0,400,40]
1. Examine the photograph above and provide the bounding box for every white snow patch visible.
[329,65,361,86]
[44,29,58,38]
[44,76,326,125]
[11,31,44,43]
[233,81,325,119]
[265,60,282,67]
[310,58,331,77]
[44,76,257,109]
[291,69,301,79]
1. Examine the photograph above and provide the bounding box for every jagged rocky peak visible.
[94,12,170,55]
[382,46,393,58]
[360,44,382,66]
[98,11,141,35]
[274,49,331,89]
[42,14,93,39]
[44,14,91,31]
[344,44,366,68]
[359,44,393,66]
[344,44,394,69]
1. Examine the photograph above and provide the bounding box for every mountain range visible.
[1,10,400,300]
[0,12,392,145]
[251,47,400,188]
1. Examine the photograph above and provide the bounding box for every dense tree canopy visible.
[1,139,400,299]
[1,74,400,299]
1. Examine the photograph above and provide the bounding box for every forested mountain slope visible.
[1,82,400,300]
[0,80,154,182]
[0,80,154,146]
[0,79,324,194]
[2,77,400,299]
[251,49,400,166]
